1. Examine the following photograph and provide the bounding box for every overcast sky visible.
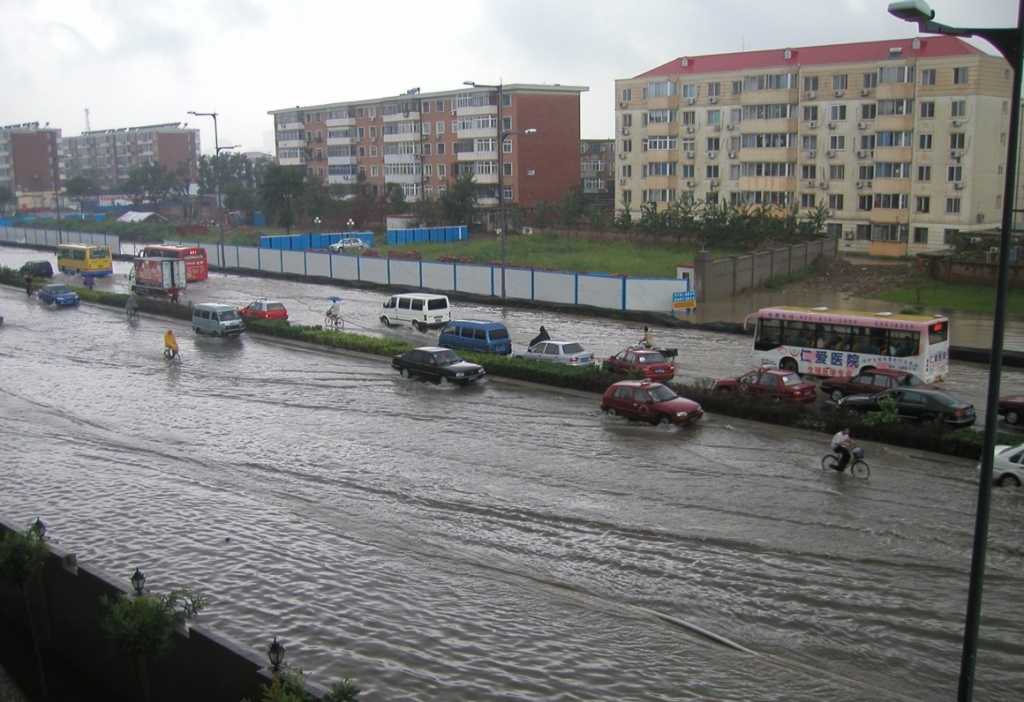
[0,0,1016,155]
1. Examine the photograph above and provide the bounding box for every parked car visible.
[391,346,485,385]
[602,346,675,380]
[19,260,54,278]
[838,387,976,427]
[239,299,289,322]
[513,340,596,366]
[820,368,934,403]
[37,283,80,307]
[998,395,1024,425]
[601,379,703,427]
[986,443,1024,487]
[714,368,817,403]
[329,238,367,253]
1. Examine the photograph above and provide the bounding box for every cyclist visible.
[830,427,853,472]
[326,299,344,327]
[126,296,140,320]
[164,329,180,360]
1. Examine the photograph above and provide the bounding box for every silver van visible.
[192,303,245,337]
[380,293,451,332]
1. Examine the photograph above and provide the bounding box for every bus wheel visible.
[780,358,798,372]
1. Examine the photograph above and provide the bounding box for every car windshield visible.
[434,350,461,365]
[266,303,285,311]
[647,384,677,402]
[218,310,240,321]
[562,343,585,353]
[637,352,667,364]
[780,373,803,386]
[46,285,70,294]
[906,375,924,386]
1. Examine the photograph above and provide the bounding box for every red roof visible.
[636,36,992,78]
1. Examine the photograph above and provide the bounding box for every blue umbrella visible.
[327,296,343,302]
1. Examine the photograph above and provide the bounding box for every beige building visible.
[615,36,1013,256]
[269,84,587,228]
[580,138,616,207]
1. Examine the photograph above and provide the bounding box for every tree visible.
[440,174,478,225]
[124,163,176,206]
[260,164,306,234]
[64,176,97,213]
[555,187,587,230]
[0,523,51,697]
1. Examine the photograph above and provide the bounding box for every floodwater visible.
[2,282,1024,701]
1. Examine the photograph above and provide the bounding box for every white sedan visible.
[329,238,367,253]
[512,340,596,366]
[987,444,1024,487]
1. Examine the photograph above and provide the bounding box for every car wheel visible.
[413,321,424,332]
[997,473,1022,487]
[921,414,937,423]
[830,389,844,403]
[780,358,798,372]
[603,407,618,416]
[1006,409,1022,425]
[381,316,391,327]
[400,368,410,379]
[655,415,672,426]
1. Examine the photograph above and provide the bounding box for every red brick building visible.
[0,122,62,207]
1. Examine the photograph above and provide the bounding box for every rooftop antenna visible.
[84,107,91,132]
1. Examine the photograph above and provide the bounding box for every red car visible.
[714,368,817,403]
[820,368,934,403]
[601,379,703,426]
[998,395,1024,425]
[239,299,289,322]
[602,346,675,381]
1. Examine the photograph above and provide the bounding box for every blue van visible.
[438,320,513,355]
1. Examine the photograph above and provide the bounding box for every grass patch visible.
[877,275,1024,316]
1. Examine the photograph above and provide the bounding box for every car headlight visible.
[675,411,688,417]
[455,372,465,378]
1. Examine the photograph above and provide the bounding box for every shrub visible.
[102,587,208,661]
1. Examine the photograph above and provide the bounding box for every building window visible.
[829,164,845,180]
[707,137,720,152]
[622,113,633,128]
[947,165,962,182]
[423,164,432,177]
[706,165,719,178]
[802,135,818,150]
[919,133,932,150]
[804,76,819,91]
[682,84,697,98]
[681,164,695,178]
[801,164,817,180]
[917,165,931,182]
[943,228,959,244]
[920,101,935,118]
[913,227,928,243]
[732,80,743,95]
[503,140,513,154]
[951,100,967,118]
[621,164,632,178]
[946,198,961,214]
[622,139,632,153]
[863,72,878,89]
[916,196,930,213]
[861,103,877,120]
[436,121,445,135]
[437,143,445,156]
[953,67,969,84]
[830,105,847,120]
[801,193,816,208]
[708,82,721,97]
[502,93,511,108]
[621,88,632,102]
[828,135,846,150]
[707,110,721,125]
[832,74,848,90]
[856,224,872,240]
[950,133,966,149]
[803,105,819,121]
[681,111,696,125]
[370,165,378,177]
[828,194,844,210]
[921,69,936,85]
[858,195,873,211]
[421,143,430,156]
[358,146,365,157]
[438,164,446,177]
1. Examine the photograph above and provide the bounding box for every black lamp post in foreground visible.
[888,2,1024,700]
[130,568,146,596]
[267,637,285,671]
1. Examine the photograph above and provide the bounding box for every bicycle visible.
[821,446,870,478]
[324,312,345,330]
[126,307,140,322]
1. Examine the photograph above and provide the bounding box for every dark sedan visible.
[821,368,934,403]
[998,395,1024,426]
[391,346,485,385]
[839,387,976,427]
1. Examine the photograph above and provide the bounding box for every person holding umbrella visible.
[325,296,344,329]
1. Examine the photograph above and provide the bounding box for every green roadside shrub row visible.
[3,265,1004,462]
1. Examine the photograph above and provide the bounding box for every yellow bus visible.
[57,244,114,277]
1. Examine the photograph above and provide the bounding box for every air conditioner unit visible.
[857,122,867,130]
[709,97,718,104]
[709,179,719,188]
[950,149,963,159]
[805,179,815,187]
[619,178,627,185]
[726,124,735,130]
[835,90,844,97]
[826,150,836,158]
[970,236,982,243]
[617,153,627,160]
[686,126,695,133]
[820,181,829,190]
[687,98,696,105]
[728,151,737,158]
[809,121,819,128]
[619,101,628,109]
[685,151,695,159]
[856,150,867,158]
[686,180,695,187]
[709,151,718,159]
[952,119,963,127]
[954,182,964,189]
[808,150,816,158]
[713,125,721,131]
[807,90,817,99]
[861,88,870,96]
[977,213,986,223]
[621,128,630,136]
[990,246,1000,254]
[855,181,863,188]
[843,231,855,240]
[435,133,442,140]
[828,123,837,130]
[827,209,835,216]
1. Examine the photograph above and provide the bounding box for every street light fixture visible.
[888,3,1024,700]
[464,81,536,299]
[188,111,234,267]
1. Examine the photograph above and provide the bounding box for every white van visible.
[380,293,451,332]
[192,303,245,337]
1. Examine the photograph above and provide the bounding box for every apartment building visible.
[615,36,1012,256]
[580,138,616,207]
[63,123,200,191]
[269,83,587,227]
[0,122,63,207]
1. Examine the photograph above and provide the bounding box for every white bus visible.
[745,306,950,382]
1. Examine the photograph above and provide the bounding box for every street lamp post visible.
[188,111,236,267]
[888,3,1024,700]
[464,81,535,299]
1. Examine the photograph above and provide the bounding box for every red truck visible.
[129,257,187,297]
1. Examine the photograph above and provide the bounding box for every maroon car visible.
[820,368,934,403]
[602,346,675,381]
[601,379,703,426]
[714,368,817,403]
[999,395,1024,425]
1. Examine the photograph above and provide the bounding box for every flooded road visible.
[2,282,1024,701]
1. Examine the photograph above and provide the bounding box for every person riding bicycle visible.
[164,329,180,360]
[326,299,343,326]
[831,427,853,472]
[126,296,140,320]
